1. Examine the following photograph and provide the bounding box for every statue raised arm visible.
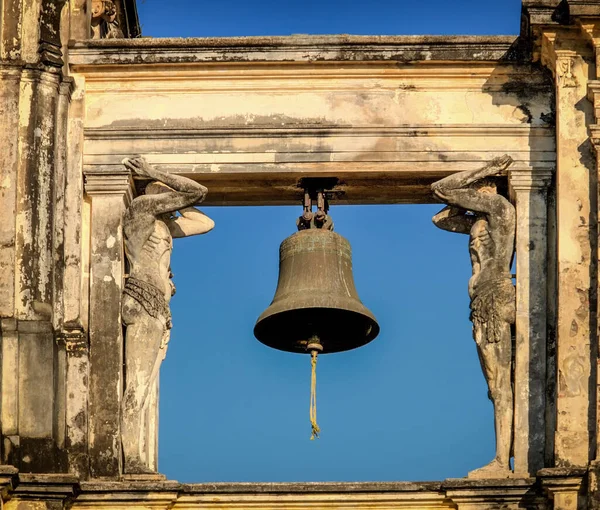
[120,156,214,474]
[432,155,516,478]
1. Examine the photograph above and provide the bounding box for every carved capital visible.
[509,166,554,192]
[84,170,134,205]
[556,52,579,87]
[540,30,590,87]
[589,81,600,121]
[590,125,600,152]
[539,467,586,499]
[59,77,75,102]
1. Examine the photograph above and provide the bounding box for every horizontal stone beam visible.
[72,40,555,206]
[69,35,521,67]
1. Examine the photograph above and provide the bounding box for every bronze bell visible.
[254,183,379,355]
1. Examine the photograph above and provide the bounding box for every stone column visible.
[53,78,74,331]
[84,170,132,478]
[0,65,22,318]
[541,33,597,468]
[15,68,61,322]
[509,166,553,476]
[58,326,89,478]
[62,75,90,478]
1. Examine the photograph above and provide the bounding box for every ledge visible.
[0,473,587,509]
[68,35,521,67]
[182,481,444,493]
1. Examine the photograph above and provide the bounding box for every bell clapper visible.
[307,337,323,440]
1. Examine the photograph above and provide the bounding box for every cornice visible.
[68,35,520,67]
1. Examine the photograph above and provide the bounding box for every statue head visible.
[145,181,173,195]
[471,177,498,195]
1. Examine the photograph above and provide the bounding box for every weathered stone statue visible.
[431,155,516,478]
[121,157,214,474]
[91,0,123,39]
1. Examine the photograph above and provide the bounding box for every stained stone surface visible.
[0,0,599,509]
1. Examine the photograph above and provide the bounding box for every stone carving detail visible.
[121,157,214,474]
[432,155,516,478]
[557,57,578,88]
[91,0,124,39]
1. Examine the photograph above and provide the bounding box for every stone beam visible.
[69,35,522,65]
[69,38,555,206]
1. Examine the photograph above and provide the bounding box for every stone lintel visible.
[68,35,520,68]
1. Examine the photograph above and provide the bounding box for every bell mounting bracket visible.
[296,177,341,231]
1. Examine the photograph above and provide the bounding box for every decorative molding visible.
[590,125,600,151]
[0,466,18,504]
[59,77,76,102]
[12,474,78,502]
[68,35,520,67]
[540,31,584,88]
[556,54,579,87]
[83,124,555,140]
[589,82,600,124]
[56,323,88,354]
[84,170,134,205]
[539,468,586,499]
[509,166,554,192]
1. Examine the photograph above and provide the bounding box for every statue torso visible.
[126,218,174,302]
[468,217,513,299]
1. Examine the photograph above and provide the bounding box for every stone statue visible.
[91,0,124,39]
[431,155,516,478]
[121,157,214,474]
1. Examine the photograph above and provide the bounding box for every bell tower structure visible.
[1,1,600,509]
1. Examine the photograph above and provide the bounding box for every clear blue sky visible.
[137,0,523,483]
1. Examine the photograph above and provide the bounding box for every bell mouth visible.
[254,302,379,354]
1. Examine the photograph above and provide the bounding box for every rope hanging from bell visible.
[308,337,323,440]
